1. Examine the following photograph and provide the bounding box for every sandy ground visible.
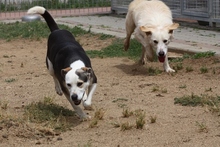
[0,36,220,147]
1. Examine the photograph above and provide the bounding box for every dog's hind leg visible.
[140,45,154,65]
[47,58,63,95]
[146,45,154,62]
[83,83,97,110]
[53,77,63,96]
[124,12,135,51]
[140,46,147,65]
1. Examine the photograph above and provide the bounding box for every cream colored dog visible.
[124,0,179,72]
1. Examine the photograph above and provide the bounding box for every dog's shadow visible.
[114,62,154,76]
[27,101,83,128]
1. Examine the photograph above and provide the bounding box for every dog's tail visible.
[27,6,59,32]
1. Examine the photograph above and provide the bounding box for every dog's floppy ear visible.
[61,67,72,78]
[140,26,154,36]
[76,67,92,81]
[167,23,179,34]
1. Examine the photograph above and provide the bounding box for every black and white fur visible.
[27,6,97,119]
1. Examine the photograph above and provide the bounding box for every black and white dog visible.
[27,6,97,119]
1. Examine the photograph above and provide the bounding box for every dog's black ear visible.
[61,67,72,78]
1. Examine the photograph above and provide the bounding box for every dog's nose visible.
[71,94,78,101]
[158,51,165,57]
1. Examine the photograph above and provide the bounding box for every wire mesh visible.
[0,0,111,20]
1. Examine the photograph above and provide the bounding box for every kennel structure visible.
[111,0,220,26]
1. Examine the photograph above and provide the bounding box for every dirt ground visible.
[0,36,220,147]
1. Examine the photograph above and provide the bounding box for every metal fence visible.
[111,0,220,26]
[0,0,111,20]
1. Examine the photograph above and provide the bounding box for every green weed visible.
[86,38,142,60]
[122,108,133,118]
[174,93,220,107]
[0,21,88,40]
[99,33,114,40]
[5,78,16,83]
[120,122,133,131]
[196,121,208,133]
[152,85,160,92]
[112,98,128,103]
[89,108,105,128]
[147,67,162,76]
[135,110,146,129]
[112,121,121,128]
[185,66,193,72]
[179,84,187,89]
[0,101,8,110]
[149,115,157,123]
[192,51,215,59]
[200,66,208,73]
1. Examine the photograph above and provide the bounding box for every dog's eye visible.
[67,83,71,87]
[77,82,83,87]
[163,40,168,43]
[153,40,158,44]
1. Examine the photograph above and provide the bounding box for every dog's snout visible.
[158,51,165,57]
[71,94,78,101]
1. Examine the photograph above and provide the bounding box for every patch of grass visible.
[196,121,208,133]
[192,51,215,59]
[170,53,190,62]
[185,66,194,72]
[149,115,157,123]
[205,87,212,92]
[179,84,187,89]
[99,33,114,40]
[161,88,168,93]
[3,55,9,58]
[122,108,133,118]
[212,68,216,74]
[151,85,167,93]
[89,108,105,128]
[173,63,183,71]
[112,98,128,103]
[112,121,121,128]
[174,93,220,107]
[94,108,105,120]
[112,109,147,131]
[0,101,8,110]
[0,21,88,40]
[135,110,146,129]
[5,78,16,83]
[152,85,160,92]
[120,122,133,131]
[147,67,162,76]
[200,66,208,73]
[89,119,98,128]
[170,51,215,63]
[78,140,92,147]
[23,96,75,132]
[86,38,142,60]
[112,98,128,108]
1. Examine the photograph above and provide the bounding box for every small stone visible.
[57,137,63,141]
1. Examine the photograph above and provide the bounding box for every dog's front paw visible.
[139,58,146,65]
[83,101,93,110]
[55,86,63,96]
[165,68,175,73]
